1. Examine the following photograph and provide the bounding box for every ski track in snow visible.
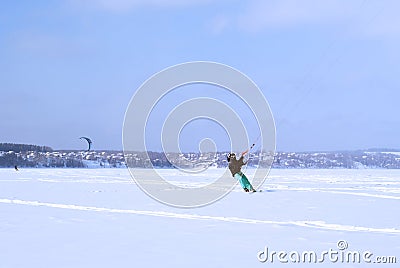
[4,179,400,200]
[1,198,399,235]
[272,187,400,200]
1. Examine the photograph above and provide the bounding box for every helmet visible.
[227,152,236,162]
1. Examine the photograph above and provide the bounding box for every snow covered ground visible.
[0,168,399,267]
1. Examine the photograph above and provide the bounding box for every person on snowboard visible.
[227,150,256,192]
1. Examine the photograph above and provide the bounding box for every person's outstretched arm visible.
[240,150,249,165]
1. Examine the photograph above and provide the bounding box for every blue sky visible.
[1,0,399,151]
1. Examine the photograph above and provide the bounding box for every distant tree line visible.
[0,143,53,152]
[0,151,84,168]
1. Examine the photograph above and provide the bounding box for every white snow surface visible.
[0,168,399,267]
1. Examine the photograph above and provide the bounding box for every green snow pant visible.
[234,172,254,190]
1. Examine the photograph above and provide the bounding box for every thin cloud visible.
[361,1,400,38]
[68,0,213,12]
[234,0,400,39]
[237,0,363,32]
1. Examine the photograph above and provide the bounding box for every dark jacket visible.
[228,155,247,176]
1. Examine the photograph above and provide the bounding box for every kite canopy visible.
[79,137,92,151]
